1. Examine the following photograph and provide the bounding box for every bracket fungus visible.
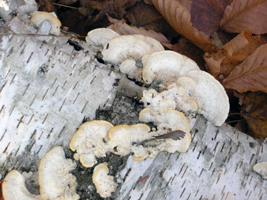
[38,146,79,200]
[2,170,42,200]
[141,84,198,113]
[108,124,153,156]
[186,70,229,126]
[142,51,200,86]
[30,12,61,35]
[141,71,229,126]
[69,120,114,168]
[93,163,118,198]
[139,107,191,153]
[101,34,164,65]
[119,59,143,81]
[253,162,267,179]
[85,28,120,47]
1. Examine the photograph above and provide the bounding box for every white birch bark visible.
[0,13,266,200]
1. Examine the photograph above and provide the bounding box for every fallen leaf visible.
[190,0,232,36]
[223,44,267,93]
[204,30,262,80]
[152,0,218,53]
[58,0,77,5]
[80,0,138,27]
[58,9,88,36]
[38,0,57,12]
[236,92,267,138]
[144,0,153,5]
[216,30,237,45]
[172,37,205,70]
[125,1,176,39]
[220,0,267,34]
[261,34,267,44]
[107,16,172,48]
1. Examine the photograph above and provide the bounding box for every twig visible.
[228,113,241,116]
[0,26,17,34]
[226,119,245,124]
[52,3,79,9]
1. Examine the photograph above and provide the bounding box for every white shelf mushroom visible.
[38,146,79,200]
[30,12,61,35]
[119,59,143,81]
[85,28,120,47]
[142,51,200,87]
[253,162,267,179]
[2,170,42,200]
[92,163,118,198]
[141,83,198,113]
[69,120,114,168]
[139,107,191,153]
[101,34,164,65]
[186,70,229,126]
[108,124,154,156]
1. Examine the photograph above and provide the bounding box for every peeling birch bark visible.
[0,14,266,200]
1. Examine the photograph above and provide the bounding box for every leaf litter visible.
[37,0,267,138]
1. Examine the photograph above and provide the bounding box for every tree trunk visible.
[0,13,266,200]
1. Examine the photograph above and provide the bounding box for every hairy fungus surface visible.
[2,170,41,200]
[93,163,118,198]
[69,120,114,168]
[30,12,61,35]
[38,146,79,200]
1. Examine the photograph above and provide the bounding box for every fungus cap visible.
[139,107,190,135]
[38,146,79,200]
[30,12,61,35]
[119,59,142,81]
[69,120,113,168]
[102,34,164,65]
[186,70,229,126]
[142,51,199,85]
[253,162,267,179]
[108,124,152,156]
[93,163,118,198]
[139,107,191,153]
[141,86,198,113]
[2,170,42,200]
[85,28,120,46]
[176,76,196,94]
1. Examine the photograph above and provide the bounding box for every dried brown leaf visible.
[38,0,57,12]
[236,92,267,138]
[220,0,267,34]
[261,34,267,44]
[204,30,262,80]
[125,1,176,38]
[172,37,205,70]
[190,0,232,36]
[58,0,77,5]
[144,0,153,5]
[152,0,218,53]
[107,16,172,48]
[216,30,237,45]
[223,44,267,93]
[80,0,138,27]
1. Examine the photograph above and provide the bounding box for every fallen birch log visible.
[0,13,266,200]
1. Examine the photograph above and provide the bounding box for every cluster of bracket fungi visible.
[2,11,266,200]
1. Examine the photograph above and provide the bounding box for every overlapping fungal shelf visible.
[0,9,266,200]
